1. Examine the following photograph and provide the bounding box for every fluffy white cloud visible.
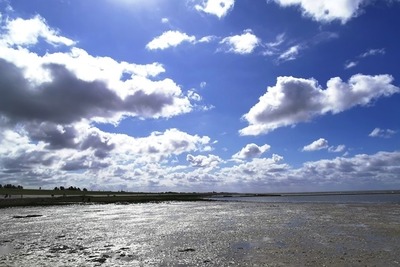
[146,30,196,50]
[232,143,271,160]
[369,128,397,138]
[1,15,75,46]
[195,0,235,19]
[0,122,215,187]
[0,15,200,124]
[303,138,346,153]
[217,155,289,189]
[219,29,260,54]
[198,35,217,43]
[297,151,400,187]
[186,154,222,168]
[302,138,328,151]
[240,74,400,135]
[1,120,399,192]
[271,0,366,23]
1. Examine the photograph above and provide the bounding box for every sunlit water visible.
[212,193,400,204]
[1,200,399,266]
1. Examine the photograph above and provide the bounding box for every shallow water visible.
[213,193,400,204]
[1,201,399,266]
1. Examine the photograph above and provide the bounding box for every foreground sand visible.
[1,201,399,266]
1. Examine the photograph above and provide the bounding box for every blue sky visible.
[0,0,399,192]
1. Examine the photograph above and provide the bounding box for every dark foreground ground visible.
[1,201,399,266]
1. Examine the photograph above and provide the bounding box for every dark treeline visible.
[54,186,88,192]
[0,184,23,189]
[0,184,88,192]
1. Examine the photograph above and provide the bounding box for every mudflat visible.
[0,202,399,266]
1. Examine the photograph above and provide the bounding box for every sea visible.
[210,192,400,204]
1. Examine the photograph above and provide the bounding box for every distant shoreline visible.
[1,189,399,208]
[0,193,212,208]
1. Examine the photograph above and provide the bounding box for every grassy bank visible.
[0,189,213,208]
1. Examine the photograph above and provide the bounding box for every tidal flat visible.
[0,201,399,266]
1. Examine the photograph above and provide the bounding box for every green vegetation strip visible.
[0,190,212,208]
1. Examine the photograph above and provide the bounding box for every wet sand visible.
[0,201,399,266]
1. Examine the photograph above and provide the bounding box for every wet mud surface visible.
[0,202,399,266]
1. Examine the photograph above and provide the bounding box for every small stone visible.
[178,248,196,252]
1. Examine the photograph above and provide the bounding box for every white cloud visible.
[328,144,346,153]
[195,0,235,19]
[278,45,301,62]
[345,61,358,69]
[344,48,385,69]
[146,30,196,50]
[186,154,222,168]
[240,74,400,135]
[198,35,217,43]
[271,0,366,23]
[369,128,397,138]
[264,32,337,63]
[266,33,286,48]
[297,151,400,187]
[2,15,75,46]
[360,48,385,58]
[303,138,346,153]
[232,143,271,160]
[302,138,328,151]
[188,89,202,101]
[161,18,169,24]
[219,29,260,54]
[0,15,199,123]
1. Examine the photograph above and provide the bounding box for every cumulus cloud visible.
[195,0,235,19]
[0,14,202,124]
[217,155,289,187]
[219,29,260,54]
[198,35,217,43]
[298,151,400,187]
[270,0,366,23]
[0,60,191,124]
[186,154,222,168]
[0,123,214,187]
[302,138,345,153]
[232,143,271,160]
[146,30,196,50]
[240,74,400,135]
[0,11,214,189]
[1,15,75,46]
[302,138,328,151]
[369,128,397,138]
